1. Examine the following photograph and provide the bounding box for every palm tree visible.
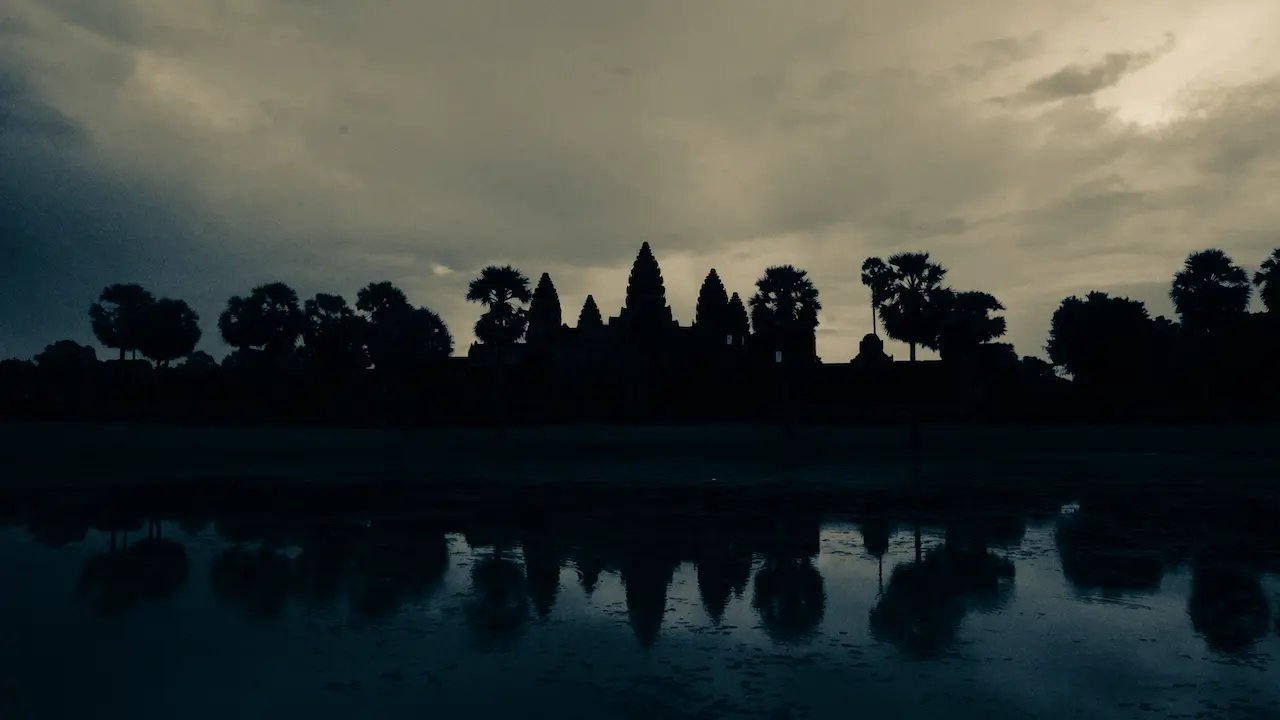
[302,293,368,373]
[466,265,532,350]
[860,257,894,337]
[217,282,305,361]
[747,265,822,363]
[89,283,155,360]
[867,252,950,363]
[1253,248,1280,314]
[1170,249,1251,334]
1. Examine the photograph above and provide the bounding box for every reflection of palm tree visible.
[351,522,449,621]
[860,517,892,594]
[209,545,293,620]
[521,531,562,619]
[466,552,529,649]
[292,524,362,611]
[1188,559,1270,655]
[869,542,1014,660]
[77,524,189,615]
[751,559,826,644]
[1055,513,1166,595]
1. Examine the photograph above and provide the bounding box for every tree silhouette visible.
[1046,292,1172,387]
[1188,560,1270,655]
[138,298,202,367]
[1252,248,1280,314]
[748,265,821,360]
[89,283,156,360]
[727,292,750,345]
[467,265,532,347]
[935,290,1007,361]
[576,295,603,330]
[525,273,563,346]
[465,552,529,649]
[350,523,450,622]
[860,257,894,337]
[751,558,826,644]
[218,283,305,360]
[355,281,411,325]
[34,340,97,372]
[1170,249,1252,334]
[302,293,369,373]
[868,252,950,363]
[694,269,731,344]
[618,242,674,340]
[180,351,218,371]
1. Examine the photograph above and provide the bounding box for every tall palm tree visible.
[1253,248,1280,314]
[869,252,950,363]
[860,258,894,337]
[1170,249,1251,334]
[747,265,821,362]
[467,265,533,350]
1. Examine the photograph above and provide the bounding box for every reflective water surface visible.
[2,482,1279,719]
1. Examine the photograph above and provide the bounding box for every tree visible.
[1253,248,1280,314]
[217,283,305,358]
[1045,291,1165,386]
[401,307,454,362]
[1170,249,1251,334]
[353,283,452,371]
[139,298,202,367]
[89,283,155,360]
[747,265,821,358]
[935,290,1007,361]
[525,272,563,345]
[466,265,532,347]
[576,295,603,330]
[34,340,97,373]
[180,351,219,371]
[617,242,674,339]
[694,269,731,343]
[727,293,750,345]
[302,293,368,373]
[355,281,412,325]
[860,257,894,337]
[867,252,950,363]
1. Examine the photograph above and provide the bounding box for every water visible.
[1,484,1278,719]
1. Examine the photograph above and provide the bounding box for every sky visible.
[2,0,1279,363]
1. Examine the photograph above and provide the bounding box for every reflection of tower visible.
[621,553,677,649]
[695,535,753,625]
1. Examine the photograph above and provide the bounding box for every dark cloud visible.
[995,34,1176,105]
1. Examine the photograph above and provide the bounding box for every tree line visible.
[2,243,1278,424]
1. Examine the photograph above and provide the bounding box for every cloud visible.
[1,0,1279,365]
[995,34,1177,105]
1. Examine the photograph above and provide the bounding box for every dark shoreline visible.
[2,421,1278,492]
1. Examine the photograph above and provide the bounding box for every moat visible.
[1,479,1278,719]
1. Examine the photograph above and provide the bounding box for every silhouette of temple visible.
[468,242,819,370]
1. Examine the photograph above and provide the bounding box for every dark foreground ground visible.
[1,421,1278,492]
